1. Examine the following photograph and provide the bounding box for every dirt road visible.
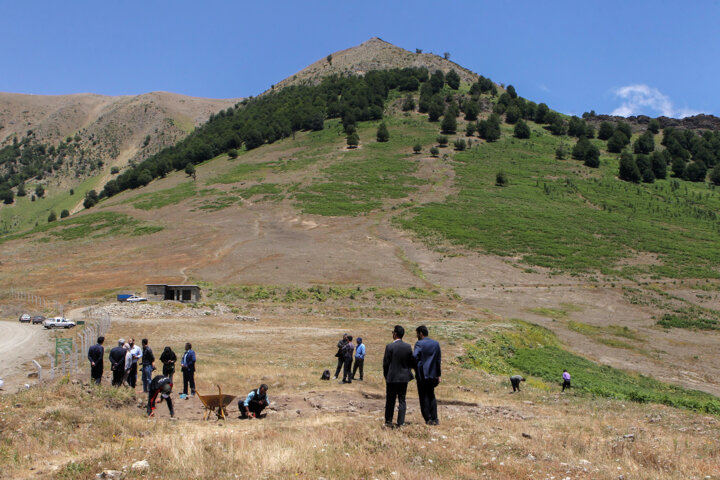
[0,320,52,391]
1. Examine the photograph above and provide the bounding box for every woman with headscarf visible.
[160,346,177,383]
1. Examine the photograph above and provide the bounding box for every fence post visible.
[32,360,42,381]
[47,353,55,379]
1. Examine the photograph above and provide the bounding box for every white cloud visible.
[611,84,702,118]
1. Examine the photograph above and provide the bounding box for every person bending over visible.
[510,375,526,392]
[147,375,174,418]
[239,384,270,419]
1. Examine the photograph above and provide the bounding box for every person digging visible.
[239,384,270,419]
[147,375,175,418]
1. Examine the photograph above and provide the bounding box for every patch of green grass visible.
[529,303,582,321]
[197,196,240,212]
[130,182,196,210]
[462,319,720,414]
[205,284,440,303]
[294,118,435,216]
[397,124,720,279]
[510,345,720,414]
[0,211,162,244]
[233,183,283,199]
[657,312,719,330]
[208,162,273,184]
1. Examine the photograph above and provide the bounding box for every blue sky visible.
[1,1,718,118]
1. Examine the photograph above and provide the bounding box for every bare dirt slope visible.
[0,91,239,166]
[0,320,52,390]
[274,37,480,90]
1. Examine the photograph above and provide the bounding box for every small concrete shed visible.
[146,284,201,303]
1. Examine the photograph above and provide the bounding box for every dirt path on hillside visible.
[0,320,53,392]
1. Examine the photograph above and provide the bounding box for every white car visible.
[126,295,148,303]
[43,317,76,329]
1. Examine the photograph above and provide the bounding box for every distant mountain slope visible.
[0,91,239,167]
[274,37,480,89]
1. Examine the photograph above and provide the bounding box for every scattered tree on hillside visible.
[462,101,479,121]
[437,135,449,146]
[597,121,615,140]
[402,95,416,112]
[443,52,451,60]
[111,166,120,174]
[0,187,13,204]
[616,121,632,140]
[446,70,460,90]
[506,85,517,99]
[648,118,660,134]
[607,131,630,153]
[453,139,466,151]
[535,103,550,123]
[477,114,501,142]
[35,184,45,198]
[326,54,332,65]
[376,122,390,142]
[185,163,196,180]
[60,209,69,218]
[347,132,359,148]
[546,113,567,136]
[415,48,423,54]
[429,146,439,157]
[428,95,445,122]
[429,70,445,93]
[441,114,457,134]
[83,189,99,209]
[413,143,422,154]
[555,146,565,160]
[47,211,56,222]
[505,105,521,124]
[572,137,592,160]
[710,163,720,186]
[514,120,530,139]
[633,130,655,154]
[650,151,668,179]
[619,150,641,183]
[465,123,476,137]
[684,161,708,182]
[16,184,26,197]
[496,171,508,186]
[228,149,238,159]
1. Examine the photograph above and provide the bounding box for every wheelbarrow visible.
[197,385,236,420]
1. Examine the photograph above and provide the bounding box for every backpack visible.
[321,369,331,380]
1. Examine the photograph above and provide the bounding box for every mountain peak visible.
[273,38,479,90]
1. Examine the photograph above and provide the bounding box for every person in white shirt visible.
[127,338,142,389]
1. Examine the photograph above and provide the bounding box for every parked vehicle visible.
[126,295,147,303]
[19,313,31,323]
[117,294,132,302]
[43,317,76,329]
[31,315,46,325]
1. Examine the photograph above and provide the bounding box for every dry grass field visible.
[1,296,719,480]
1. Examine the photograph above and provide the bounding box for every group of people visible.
[333,334,365,383]
[87,336,198,417]
[509,369,572,392]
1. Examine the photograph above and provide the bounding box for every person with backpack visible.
[239,384,270,419]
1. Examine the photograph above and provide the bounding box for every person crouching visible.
[147,375,174,418]
[239,384,269,419]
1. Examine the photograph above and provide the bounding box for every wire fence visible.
[7,290,112,383]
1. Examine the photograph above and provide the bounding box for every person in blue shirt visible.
[351,337,365,381]
[180,342,196,399]
[239,384,270,419]
[413,325,442,425]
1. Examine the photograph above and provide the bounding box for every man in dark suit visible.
[413,325,442,425]
[382,325,414,428]
[87,336,105,385]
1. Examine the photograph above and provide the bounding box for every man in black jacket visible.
[341,335,354,384]
[382,325,414,428]
[108,339,127,387]
[333,333,348,379]
[87,336,105,385]
[147,375,174,417]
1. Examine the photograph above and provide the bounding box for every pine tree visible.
[598,121,615,140]
[347,132,359,148]
[402,95,416,112]
[513,120,530,139]
[445,70,461,90]
[376,123,390,142]
[619,151,641,183]
[429,146,439,157]
[441,114,457,134]
[607,131,629,153]
[48,211,57,222]
[413,143,422,154]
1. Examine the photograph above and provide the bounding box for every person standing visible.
[108,339,127,387]
[333,334,349,379]
[141,339,155,393]
[413,325,442,425]
[510,375,526,392]
[341,335,354,383]
[382,325,414,428]
[147,374,174,418]
[562,369,571,392]
[181,342,196,398]
[122,343,133,387]
[127,338,142,389]
[239,384,270,419]
[88,336,105,385]
[351,337,365,381]
[160,346,177,383]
